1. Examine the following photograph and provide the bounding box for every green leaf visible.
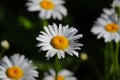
[18,16,33,29]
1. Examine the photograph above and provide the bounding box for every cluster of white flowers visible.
[0,53,77,80]
[2,0,120,80]
[0,0,81,80]
[91,0,120,43]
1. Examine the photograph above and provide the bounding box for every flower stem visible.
[41,19,49,26]
[110,41,116,80]
[0,49,6,59]
[115,42,119,79]
[55,55,59,80]
[104,42,110,80]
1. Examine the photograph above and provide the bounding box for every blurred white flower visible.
[26,0,67,20]
[91,8,120,43]
[36,23,83,59]
[1,40,10,50]
[0,54,38,80]
[111,0,120,8]
[43,69,77,80]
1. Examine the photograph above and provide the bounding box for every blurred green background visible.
[0,0,113,80]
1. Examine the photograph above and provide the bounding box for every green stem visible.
[115,42,119,79]
[40,19,49,32]
[110,41,116,80]
[41,19,49,26]
[55,55,59,80]
[0,49,6,59]
[104,42,110,80]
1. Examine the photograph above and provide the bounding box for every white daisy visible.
[91,8,120,43]
[43,69,77,80]
[26,0,67,20]
[36,23,83,59]
[111,0,120,8]
[0,54,38,80]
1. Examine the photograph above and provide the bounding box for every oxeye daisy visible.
[91,8,120,43]
[0,54,38,80]
[43,69,77,80]
[36,23,83,59]
[26,0,67,20]
[111,0,120,8]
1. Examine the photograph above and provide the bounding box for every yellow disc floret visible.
[6,66,24,79]
[40,0,54,10]
[51,36,69,50]
[105,23,119,32]
[57,76,65,80]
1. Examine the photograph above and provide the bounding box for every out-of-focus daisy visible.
[43,69,77,80]
[111,0,120,8]
[91,8,120,43]
[26,0,67,20]
[36,23,83,59]
[0,54,38,80]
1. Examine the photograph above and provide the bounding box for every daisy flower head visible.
[0,54,38,80]
[111,0,120,8]
[43,69,77,80]
[36,23,83,59]
[26,0,67,20]
[91,8,120,43]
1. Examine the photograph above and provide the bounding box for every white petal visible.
[39,10,46,19]
[54,11,63,20]
[46,11,52,19]
[27,5,40,11]
[59,69,73,76]
[3,56,12,67]
[43,75,54,80]
[65,77,77,80]
[56,5,67,16]
[58,24,63,35]
[53,23,59,35]
[65,49,73,56]
[72,50,79,57]
[49,69,55,76]
[69,34,83,40]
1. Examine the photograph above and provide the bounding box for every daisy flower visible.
[43,69,77,80]
[36,23,83,59]
[0,54,38,80]
[111,0,120,8]
[26,0,67,20]
[91,8,120,43]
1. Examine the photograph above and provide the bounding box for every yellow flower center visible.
[105,23,119,32]
[6,66,24,79]
[40,0,54,10]
[51,36,69,50]
[57,76,65,80]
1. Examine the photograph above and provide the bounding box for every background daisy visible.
[111,0,120,8]
[43,69,77,80]
[91,8,120,43]
[36,23,83,59]
[26,0,67,20]
[0,54,38,80]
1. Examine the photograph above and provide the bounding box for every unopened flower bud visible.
[1,40,10,50]
[80,52,88,61]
